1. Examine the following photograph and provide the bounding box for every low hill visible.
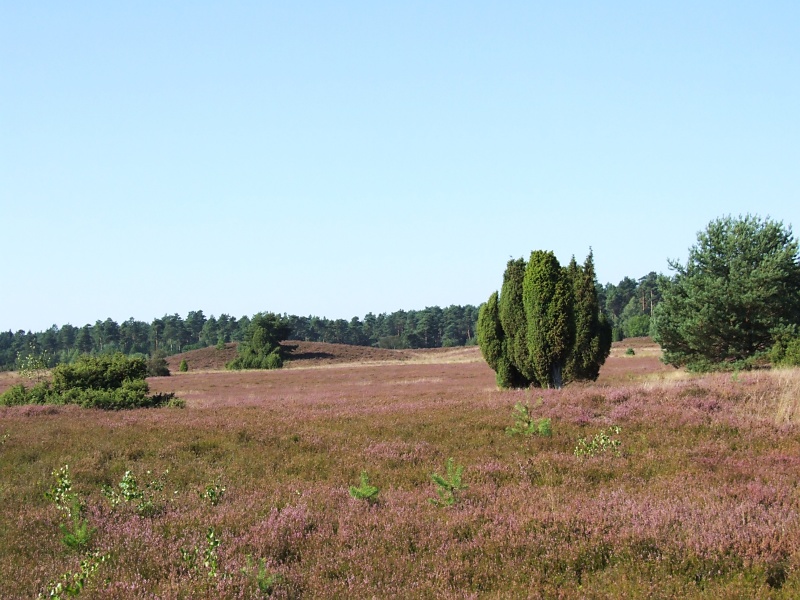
[165,341,481,372]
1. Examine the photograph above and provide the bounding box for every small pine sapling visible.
[429,458,467,507]
[59,498,95,550]
[348,471,379,503]
[241,556,285,595]
[506,400,552,437]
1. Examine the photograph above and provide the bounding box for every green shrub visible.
[575,426,623,458]
[771,336,800,367]
[0,382,56,406]
[52,354,147,393]
[625,348,636,356]
[179,359,189,372]
[0,353,178,410]
[39,551,108,599]
[264,351,283,369]
[147,352,171,377]
[227,313,290,371]
[0,384,33,406]
[227,348,284,370]
[785,339,800,366]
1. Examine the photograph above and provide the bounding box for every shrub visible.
[199,483,226,506]
[0,384,34,406]
[227,348,284,370]
[771,335,800,367]
[102,468,168,515]
[575,426,623,458]
[51,354,146,392]
[625,348,636,356]
[227,313,290,371]
[38,552,108,599]
[264,351,283,370]
[147,352,171,377]
[45,466,94,550]
[179,359,189,372]
[0,353,178,410]
[0,382,56,406]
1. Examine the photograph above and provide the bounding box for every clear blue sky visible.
[2,2,799,333]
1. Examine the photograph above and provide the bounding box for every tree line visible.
[0,305,481,372]
[0,277,671,374]
[598,271,665,341]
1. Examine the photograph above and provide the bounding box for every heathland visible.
[1,338,799,598]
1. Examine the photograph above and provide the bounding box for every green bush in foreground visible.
[0,353,179,409]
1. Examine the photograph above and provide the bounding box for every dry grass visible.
[775,368,800,426]
[608,336,664,358]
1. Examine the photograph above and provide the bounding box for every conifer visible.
[478,249,611,389]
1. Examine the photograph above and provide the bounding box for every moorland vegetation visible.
[1,343,800,597]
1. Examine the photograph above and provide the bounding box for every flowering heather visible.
[1,343,800,597]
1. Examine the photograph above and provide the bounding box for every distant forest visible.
[0,273,662,371]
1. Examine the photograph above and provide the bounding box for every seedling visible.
[348,471,379,503]
[102,469,167,515]
[506,400,552,437]
[38,552,107,599]
[429,458,467,507]
[200,482,226,506]
[574,426,622,457]
[180,528,221,578]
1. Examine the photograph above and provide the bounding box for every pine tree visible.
[653,215,800,369]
